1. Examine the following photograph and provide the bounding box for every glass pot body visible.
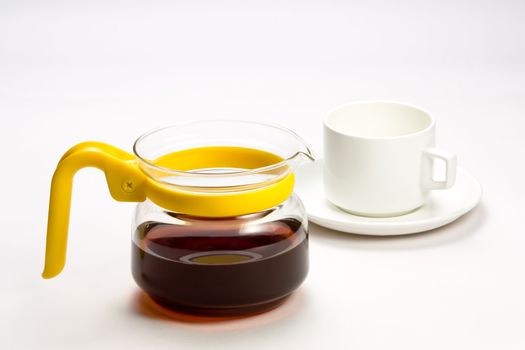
[130,120,313,315]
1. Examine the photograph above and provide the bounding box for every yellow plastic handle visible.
[42,142,146,279]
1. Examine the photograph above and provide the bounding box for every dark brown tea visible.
[131,214,308,316]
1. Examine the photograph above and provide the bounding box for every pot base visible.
[148,294,290,317]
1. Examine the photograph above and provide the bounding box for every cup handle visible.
[422,148,458,190]
[42,142,147,279]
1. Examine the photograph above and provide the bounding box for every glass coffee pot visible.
[43,120,314,316]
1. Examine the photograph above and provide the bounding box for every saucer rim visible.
[297,161,483,235]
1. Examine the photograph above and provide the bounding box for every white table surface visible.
[1,1,525,349]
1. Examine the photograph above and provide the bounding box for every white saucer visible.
[295,160,482,236]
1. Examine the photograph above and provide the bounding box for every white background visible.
[1,0,524,349]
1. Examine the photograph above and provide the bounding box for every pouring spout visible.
[298,151,315,163]
[285,150,315,173]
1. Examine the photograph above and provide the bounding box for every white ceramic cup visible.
[324,101,457,217]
